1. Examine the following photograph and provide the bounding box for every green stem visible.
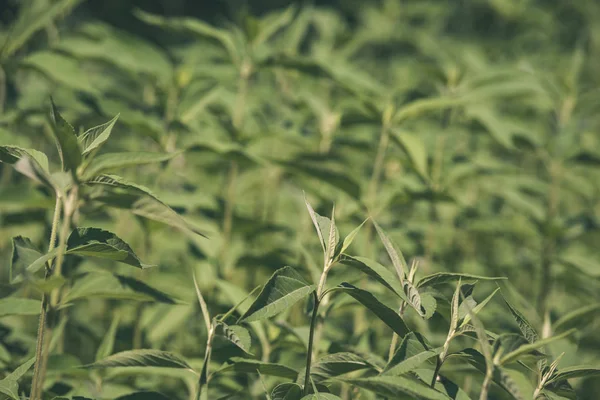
[30,187,77,400]
[303,291,320,395]
[0,65,5,114]
[303,265,330,395]
[479,366,493,400]
[30,196,61,399]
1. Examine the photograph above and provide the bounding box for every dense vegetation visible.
[1,0,600,399]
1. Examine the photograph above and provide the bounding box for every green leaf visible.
[218,358,298,379]
[240,266,315,322]
[0,146,57,189]
[272,383,303,400]
[332,283,410,337]
[372,221,408,282]
[0,0,81,60]
[547,366,600,384]
[0,146,50,172]
[502,295,539,343]
[449,349,524,399]
[0,298,41,317]
[310,352,376,382]
[83,174,206,237]
[50,99,82,171]
[114,392,171,400]
[340,375,449,400]
[10,236,42,282]
[79,114,120,156]
[304,195,326,253]
[340,255,408,304]
[383,333,441,376]
[391,130,429,181]
[83,151,179,179]
[64,272,178,304]
[66,227,153,269]
[0,357,36,400]
[300,395,342,400]
[499,329,576,365]
[559,254,600,278]
[553,303,600,333]
[417,273,506,289]
[216,322,252,354]
[82,349,193,370]
[95,313,120,362]
[339,219,367,255]
[135,10,240,65]
[459,288,500,328]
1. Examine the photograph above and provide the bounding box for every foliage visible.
[1,0,599,399]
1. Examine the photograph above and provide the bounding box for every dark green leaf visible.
[240,266,315,322]
[218,358,298,379]
[332,283,410,337]
[311,352,376,382]
[66,227,153,269]
[384,333,441,376]
[79,114,120,156]
[83,174,206,237]
[417,273,506,289]
[50,99,82,171]
[82,349,193,370]
[340,375,450,400]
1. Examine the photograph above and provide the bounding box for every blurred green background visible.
[1,0,599,398]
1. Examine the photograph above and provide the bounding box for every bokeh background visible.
[1,0,599,399]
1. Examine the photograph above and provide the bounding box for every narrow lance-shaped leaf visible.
[338,219,367,256]
[0,298,41,317]
[340,375,450,400]
[553,303,600,333]
[547,366,600,384]
[66,227,153,269]
[310,352,377,382]
[391,130,429,181]
[50,99,82,171]
[304,194,326,253]
[417,273,507,289]
[331,283,410,337]
[79,114,120,156]
[82,151,180,180]
[373,220,407,283]
[82,349,193,371]
[502,295,539,343]
[64,272,179,304]
[340,255,408,304]
[383,332,441,376]
[0,0,81,60]
[240,266,315,322]
[499,329,577,365]
[83,174,206,237]
[217,358,299,380]
[0,357,36,400]
[460,288,500,328]
[96,313,121,362]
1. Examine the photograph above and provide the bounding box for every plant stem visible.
[431,327,453,387]
[303,291,320,395]
[30,187,77,400]
[0,65,5,114]
[479,367,493,400]
[303,264,330,395]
